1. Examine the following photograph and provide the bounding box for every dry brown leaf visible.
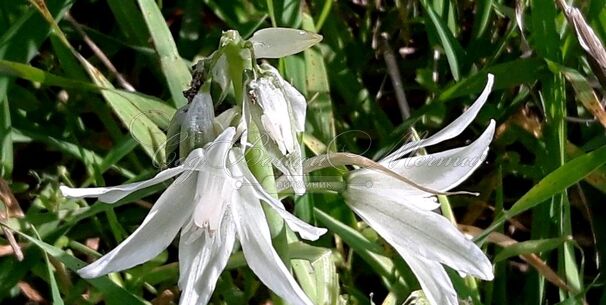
[560,68,606,128]
[0,178,24,261]
[558,0,606,89]
[151,289,177,305]
[18,281,46,304]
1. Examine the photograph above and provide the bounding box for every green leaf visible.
[438,58,546,101]
[0,96,11,177]
[288,241,331,262]
[33,227,65,305]
[0,0,72,62]
[530,0,561,60]
[12,123,135,179]
[107,0,149,46]
[6,227,148,305]
[510,144,592,212]
[0,59,169,162]
[0,58,175,128]
[273,0,302,28]
[480,144,606,238]
[0,59,99,90]
[136,0,190,107]
[289,241,339,304]
[494,236,572,262]
[566,142,606,193]
[548,62,606,127]
[420,0,466,80]
[0,0,72,117]
[471,0,493,39]
[302,15,335,148]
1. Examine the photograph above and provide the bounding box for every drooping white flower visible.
[60,127,326,305]
[343,74,496,305]
[247,63,307,194]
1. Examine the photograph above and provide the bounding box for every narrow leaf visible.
[136,0,190,107]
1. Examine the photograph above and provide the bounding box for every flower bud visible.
[249,28,322,58]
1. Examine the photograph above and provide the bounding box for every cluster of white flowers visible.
[61,27,495,305]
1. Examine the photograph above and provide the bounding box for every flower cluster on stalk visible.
[61,27,495,305]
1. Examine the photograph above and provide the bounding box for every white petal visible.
[346,197,493,280]
[78,172,197,278]
[178,214,236,305]
[253,78,296,154]
[247,80,306,194]
[383,74,494,162]
[399,251,459,305]
[230,150,325,240]
[190,128,237,230]
[346,177,441,211]
[275,148,306,195]
[250,28,322,59]
[201,127,236,169]
[356,120,495,198]
[284,81,307,132]
[262,114,289,154]
[284,168,306,195]
[255,135,306,195]
[260,64,306,132]
[230,190,314,305]
[60,149,205,203]
[193,170,233,231]
[60,166,185,204]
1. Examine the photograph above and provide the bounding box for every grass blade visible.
[136,0,190,107]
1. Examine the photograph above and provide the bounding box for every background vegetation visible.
[1,0,606,304]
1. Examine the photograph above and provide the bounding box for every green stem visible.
[244,119,293,305]
[244,123,285,237]
[223,35,304,305]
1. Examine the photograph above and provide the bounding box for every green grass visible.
[1,0,606,304]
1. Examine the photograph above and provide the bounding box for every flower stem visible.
[238,81,291,277]
[244,123,285,236]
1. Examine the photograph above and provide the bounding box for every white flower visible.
[60,127,326,305]
[247,63,307,194]
[343,74,496,305]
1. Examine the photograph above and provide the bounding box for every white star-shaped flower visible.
[61,127,326,305]
[344,74,496,305]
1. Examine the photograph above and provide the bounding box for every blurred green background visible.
[1,0,606,304]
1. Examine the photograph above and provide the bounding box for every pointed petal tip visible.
[309,32,323,43]
[217,126,236,141]
[483,270,495,281]
[465,242,495,280]
[487,73,495,82]
[77,264,103,279]
[58,185,101,200]
[59,185,72,197]
[482,119,496,143]
[299,227,328,241]
[476,258,495,281]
